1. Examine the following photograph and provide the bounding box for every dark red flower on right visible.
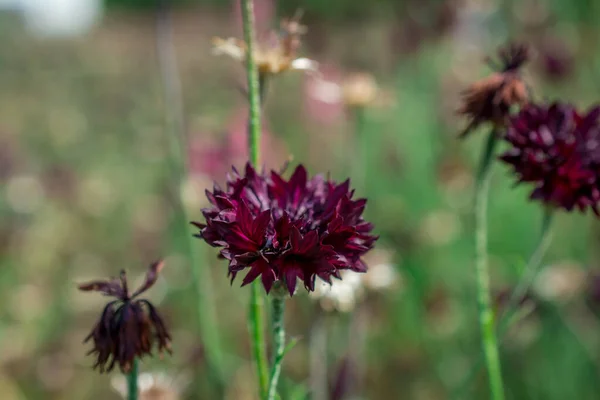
[500,102,600,213]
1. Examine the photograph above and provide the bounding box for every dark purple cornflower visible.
[193,163,377,296]
[78,261,171,373]
[458,43,530,137]
[500,102,600,213]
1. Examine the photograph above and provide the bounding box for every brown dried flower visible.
[78,261,171,373]
[458,43,530,137]
[212,15,317,77]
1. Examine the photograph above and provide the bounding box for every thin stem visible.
[240,0,269,398]
[127,358,139,400]
[497,208,553,329]
[242,0,263,166]
[473,129,505,400]
[267,295,286,400]
[250,283,270,399]
[451,209,553,399]
[155,0,224,395]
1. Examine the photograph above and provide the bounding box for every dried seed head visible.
[78,261,172,373]
[458,43,530,137]
[212,16,317,77]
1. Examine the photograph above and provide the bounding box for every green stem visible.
[267,295,286,400]
[250,283,270,399]
[127,358,139,400]
[155,1,225,395]
[451,208,553,399]
[497,208,553,330]
[242,0,262,166]
[474,129,505,400]
[240,0,269,398]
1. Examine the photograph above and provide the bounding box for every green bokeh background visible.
[1,0,600,398]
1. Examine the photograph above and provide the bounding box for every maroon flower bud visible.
[193,163,377,296]
[78,261,171,373]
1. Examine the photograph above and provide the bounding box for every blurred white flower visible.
[5,174,45,214]
[112,372,190,400]
[362,248,401,291]
[310,271,364,313]
[310,248,400,312]
[306,71,394,110]
[18,0,103,37]
[533,261,586,302]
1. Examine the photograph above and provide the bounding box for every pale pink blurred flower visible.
[303,66,393,125]
[302,63,345,125]
[187,108,289,182]
[224,107,289,170]
[112,371,191,400]
[187,136,226,178]
[232,0,275,35]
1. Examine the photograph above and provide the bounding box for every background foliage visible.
[1,0,600,398]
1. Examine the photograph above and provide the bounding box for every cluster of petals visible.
[500,102,600,213]
[193,163,377,296]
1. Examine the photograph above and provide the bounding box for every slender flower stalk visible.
[155,0,224,394]
[451,209,551,399]
[497,209,553,330]
[242,0,263,166]
[240,0,269,397]
[473,129,505,400]
[267,290,286,400]
[127,359,139,400]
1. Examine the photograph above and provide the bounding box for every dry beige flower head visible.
[212,16,317,77]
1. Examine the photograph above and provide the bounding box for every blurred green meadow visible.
[1,0,600,398]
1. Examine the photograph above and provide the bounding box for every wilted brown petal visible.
[131,260,165,299]
[78,278,125,298]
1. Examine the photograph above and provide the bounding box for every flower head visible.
[500,102,600,213]
[212,15,317,77]
[193,163,377,296]
[458,43,530,137]
[78,261,171,373]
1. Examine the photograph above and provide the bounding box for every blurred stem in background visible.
[127,359,139,400]
[267,292,286,400]
[451,208,554,399]
[241,0,270,398]
[351,107,368,192]
[473,129,505,400]
[498,208,553,327]
[309,310,329,400]
[155,0,225,396]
